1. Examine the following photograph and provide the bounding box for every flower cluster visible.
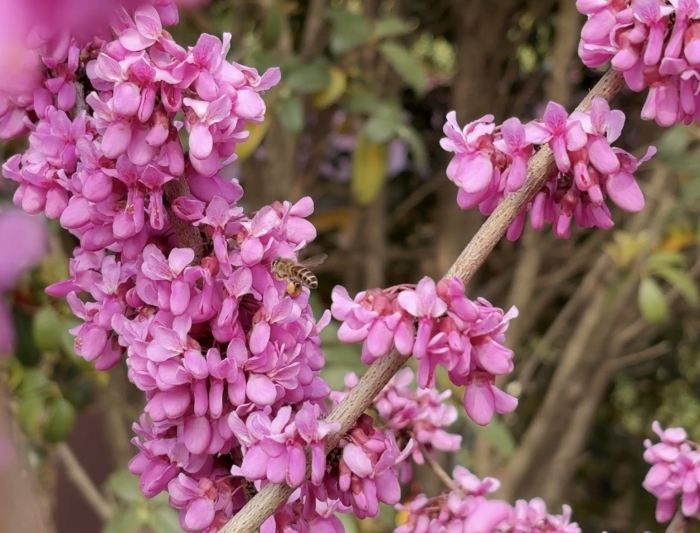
[396,466,581,533]
[440,98,655,240]
[578,0,700,127]
[331,277,519,426]
[643,421,700,523]
[0,1,410,530]
[332,368,462,471]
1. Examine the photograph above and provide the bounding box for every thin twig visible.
[419,443,458,492]
[606,341,671,371]
[55,443,113,522]
[218,68,625,533]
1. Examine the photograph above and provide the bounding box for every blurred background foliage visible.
[2,1,700,532]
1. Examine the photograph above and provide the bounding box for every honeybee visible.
[271,254,327,296]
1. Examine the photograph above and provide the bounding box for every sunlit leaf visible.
[638,277,669,323]
[106,469,143,504]
[286,59,331,93]
[325,8,370,54]
[351,133,388,205]
[313,66,348,109]
[603,231,649,270]
[373,16,415,39]
[378,42,427,96]
[43,396,76,443]
[275,96,304,134]
[235,114,272,162]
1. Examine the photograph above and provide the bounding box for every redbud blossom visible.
[441,98,655,240]
[332,277,518,426]
[577,0,700,127]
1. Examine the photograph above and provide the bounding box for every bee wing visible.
[298,254,328,268]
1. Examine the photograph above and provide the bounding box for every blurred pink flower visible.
[0,207,48,355]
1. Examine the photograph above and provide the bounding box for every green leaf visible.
[33,306,63,351]
[378,42,427,96]
[102,508,141,533]
[60,316,81,358]
[472,418,516,457]
[396,125,429,173]
[363,115,398,143]
[43,397,76,443]
[261,2,282,49]
[17,395,45,439]
[106,469,143,504]
[363,104,403,143]
[16,368,50,397]
[351,133,388,205]
[285,59,331,94]
[647,250,686,271]
[324,8,371,55]
[638,277,669,323]
[150,506,184,533]
[656,125,690,161]
[653,267,700,307]
[373,16,415,39]
[275,96,304,134]
[344,94,384,114]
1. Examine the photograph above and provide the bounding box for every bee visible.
[271,254,328,296]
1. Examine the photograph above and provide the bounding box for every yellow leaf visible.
[313,66,347,109]
[234,114,272,162]
[658,225,696,252]
[351,133,387,205]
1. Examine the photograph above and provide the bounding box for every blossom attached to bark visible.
[331,277,518,426]
[440,98,655,240]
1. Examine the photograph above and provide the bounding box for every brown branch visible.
[666,510,693,533]
[55,443,113,522]
[299,0,328,61]
[164,175,204,264]
[218,68,625,533]
[0,387,55,533]
[419,443,459,492]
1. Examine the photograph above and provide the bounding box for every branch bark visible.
[218,69,625,533]
[55,443,114,522]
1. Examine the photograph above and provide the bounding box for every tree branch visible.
[55,443,113,522]
[218,68,625,533]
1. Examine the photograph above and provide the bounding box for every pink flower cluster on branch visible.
[396,466,581,533]
[331,277,518,426]
[578,0,700,127]
[643,421,700,523]
[0,1,416,531]
[332,368,462,471]
[440,98,655,240]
